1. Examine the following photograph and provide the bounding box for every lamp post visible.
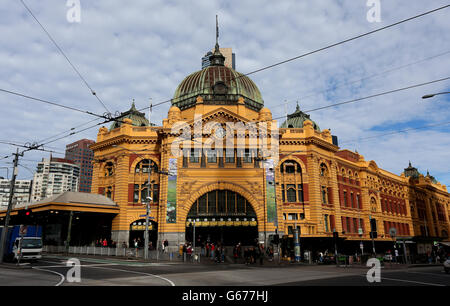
[422,92,450,99]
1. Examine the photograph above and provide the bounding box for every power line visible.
[340,120,450,145]
[133,4,450,114]
[241,5,450,78]
[19,0,111,114]
[275,49,450,109]
[0,88,104,118]
[270,76,450,121]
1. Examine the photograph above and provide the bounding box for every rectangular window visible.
[343,191,348,206]
[208,190,216,213]
[297,184,304,203]
[243,149,252,163]
[227,191,236,213]
[207,149,217,164]
[133,184,139,203]
[321,186,327,204]
[288,213,298,221]
[324,214,329,232]
[225,150,235,163]
[350,192,354,208]
[287,185,297,202]
[190,149,199,163]
[356,194,361,209]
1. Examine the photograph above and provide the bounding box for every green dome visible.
[110,102,150,130]
[281,104,320,131]
[172,64,264,111]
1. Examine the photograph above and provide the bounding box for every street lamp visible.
[422,92,450,99]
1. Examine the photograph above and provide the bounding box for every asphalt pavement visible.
[0,255,448,286]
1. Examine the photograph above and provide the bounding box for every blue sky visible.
[0,0,449,187]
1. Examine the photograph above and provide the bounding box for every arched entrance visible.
[129,219,158,249]
[185,190,258,246]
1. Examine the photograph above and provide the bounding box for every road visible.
[0,255,448,286]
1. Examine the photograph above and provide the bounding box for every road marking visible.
[86,266,176,286]
[36,263,118,268]
[32,266,65,286]
[377,276,446,286]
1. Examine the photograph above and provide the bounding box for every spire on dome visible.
[209,15,225,66]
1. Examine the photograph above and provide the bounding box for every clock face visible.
[214,126,226,138]
[213,81,228,95]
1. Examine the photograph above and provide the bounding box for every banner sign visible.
[265,159,276,223]
[166,158,177,223]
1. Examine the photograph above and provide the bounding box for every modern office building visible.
[202,48,235,69]
[31,157,80,201]
[65,139,95,193]
[0,179,32,207]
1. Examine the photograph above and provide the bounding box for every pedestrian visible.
[233,245,239,263]
[182,243,187,262]
[258,244,264,265]
[206,243,210,258]
[244,248,250,265]
[122,241,127,249]
[102,239,107,248]
[211,243,215,260]
[164,239,169,253]
[187,244,192,261]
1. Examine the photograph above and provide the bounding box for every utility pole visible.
[144,161,152,261]
[0,148,23,264]
[66,210,73,254]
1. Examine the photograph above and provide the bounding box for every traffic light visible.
[16,209,33,225]
[333,231,339,239]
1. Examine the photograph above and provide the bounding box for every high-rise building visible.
[0,179,32,207]
[202,48,235,69]
[65,139,95,193]
[31,158,80,201]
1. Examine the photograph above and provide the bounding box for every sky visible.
[0,0,449,186]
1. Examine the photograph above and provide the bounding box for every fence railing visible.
[42,245,181,261]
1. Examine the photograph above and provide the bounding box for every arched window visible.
[280,160,302,174]
[320,163,328,177]
[135,159,158,173]
[104,162,114,177]
[370,197,377,212]
[187,190,256,217]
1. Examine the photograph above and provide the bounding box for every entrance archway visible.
[129,219,158,249]
[185,189,258,246]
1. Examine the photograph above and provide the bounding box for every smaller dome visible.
[168,106,181,113]
[281,104,320,131]
[110,101,150,130]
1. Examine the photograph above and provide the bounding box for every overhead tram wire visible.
[132,4,450,114]
[268,76,450,122]
[339,120,450,146]
[19,0,111,114]
[274,49,450,109]
[0,88,107,120]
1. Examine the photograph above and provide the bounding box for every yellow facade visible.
[89,48,450,252]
